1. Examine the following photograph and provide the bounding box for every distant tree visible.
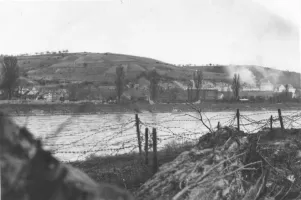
[0,56,19,99]
[170,88,180,102]
[187,81,193,102]
[256,79,261,88]
[231,73,241,101]
[193,70,203,101]
[285,84,289,98]
[68,83,79,101]
[149,69,160,101]
[115,65,125,103]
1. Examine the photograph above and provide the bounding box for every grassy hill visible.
[1,52,300,91]
[16,52,190,85]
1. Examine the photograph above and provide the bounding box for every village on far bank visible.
[1,71,300,105]
[0,52,300,104]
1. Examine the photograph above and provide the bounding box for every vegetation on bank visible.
[0,101,300,116]
[68,140,195,194]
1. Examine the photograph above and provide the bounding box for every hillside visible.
[16,52,190,85]
[1,52,300,90]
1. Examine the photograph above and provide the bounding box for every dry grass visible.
[68,140,195,193]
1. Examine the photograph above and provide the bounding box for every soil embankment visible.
[1,101,301,115]
[135,127,301,200]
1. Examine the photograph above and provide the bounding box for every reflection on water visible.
[12,110,301,161]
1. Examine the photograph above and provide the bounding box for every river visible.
[13,110,301,162]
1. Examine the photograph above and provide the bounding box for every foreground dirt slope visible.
[135,127,301,200]
[0,111,135,200]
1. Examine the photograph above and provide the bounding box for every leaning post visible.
[135,114,142,156]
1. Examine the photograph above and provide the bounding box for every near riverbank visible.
[1,101,300,115]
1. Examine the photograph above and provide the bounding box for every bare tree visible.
[115,65,125,103]
[149,69,159,101]
[0,56,19,99]
[193,70,203,101]
[285,84,289,97]
[231,73,241,101]
[68,83,79,101]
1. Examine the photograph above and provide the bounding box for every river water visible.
[13,110,301,161]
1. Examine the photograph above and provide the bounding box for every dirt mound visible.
[135,127,301,200]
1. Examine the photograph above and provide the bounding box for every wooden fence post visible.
[236,109,240,131]
[152,128,158,174]
[144,128,149,165]
[135,114,142,156]
[270,115,273,130]
[278,109,284,130]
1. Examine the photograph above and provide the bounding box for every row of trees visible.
[114,67,244,103]
[115,66,160,103]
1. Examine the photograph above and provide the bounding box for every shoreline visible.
[1,101,300,115]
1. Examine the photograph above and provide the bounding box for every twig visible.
[172,152,247,200]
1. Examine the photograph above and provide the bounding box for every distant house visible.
[138,77,150,86]
[295,89,301,98]
[189,89,218,101]
[274,84,296,97]
[40,88,68,102]
[287,84,296,94]
[201,89,218,100]
[274,84,286,93]
[260,79,274,91]
[215,82,230,92]
[124,88,148,101]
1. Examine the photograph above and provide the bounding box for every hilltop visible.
[9,52,300,88]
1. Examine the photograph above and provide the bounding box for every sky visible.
[0,0,300,73]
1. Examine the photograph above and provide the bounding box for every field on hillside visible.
[2,52,298,89]
[16,53,191,84]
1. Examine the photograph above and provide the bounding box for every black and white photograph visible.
[1,0,301,199]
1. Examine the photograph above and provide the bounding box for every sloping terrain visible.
[1,52,300,89]
[16,52,190,85]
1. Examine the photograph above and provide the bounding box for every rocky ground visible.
[135,127,301,200]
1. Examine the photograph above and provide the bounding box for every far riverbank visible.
[1,101,300,115]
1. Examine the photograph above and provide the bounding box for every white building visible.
[260,79,274,91]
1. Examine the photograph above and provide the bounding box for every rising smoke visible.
[227,65,257,86]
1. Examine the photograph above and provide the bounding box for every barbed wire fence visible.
[12,109,301,163]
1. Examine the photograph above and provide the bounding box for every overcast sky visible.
[0,0,300,73]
